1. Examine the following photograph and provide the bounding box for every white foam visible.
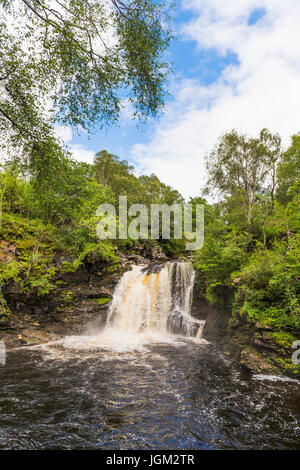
[30,261,206,361]
[253,374,300,384]
[59,327,186,352]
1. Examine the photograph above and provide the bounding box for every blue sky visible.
[57,1,300,199]
[65,4,241,157]
[63,4,238,160]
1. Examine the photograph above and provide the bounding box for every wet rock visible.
[70,285,113,300]
[167,311,201,337]
[61,267,90,283]
[143,262,165,274]
[200,289,299,378]
[126,254,146,263]
[191,288,210,320]
[19,329,57,345]
[141,242,167,261]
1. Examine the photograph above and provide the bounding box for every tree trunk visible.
[262,220,267,247]
[0,179,7,229]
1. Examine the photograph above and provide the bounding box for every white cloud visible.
[54,125,72,143]
[131,0,300,199]
[120,99,135,123]
[68,144,96,164]
[54,125,95,163]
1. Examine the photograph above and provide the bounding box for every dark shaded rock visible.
[142,262,165,274]
[60,267,90,283]
[253,331,278,351]
[126,254,147,263]
[202,289,233,342]
[141,242,167,261]
[191,290,211,320]
[54,253,76,267]
[18,329,59,345]
[69,285,113,300]
[193,284,300,378]
[2,281,22,296]
[167,310,202,337]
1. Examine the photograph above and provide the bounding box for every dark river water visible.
[0,331,299,450]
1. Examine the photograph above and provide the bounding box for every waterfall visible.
[106,261,204,338]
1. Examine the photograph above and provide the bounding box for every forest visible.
[0,126,299,374]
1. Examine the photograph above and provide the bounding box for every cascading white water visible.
[173,260,195,313]
[106,261,204,338]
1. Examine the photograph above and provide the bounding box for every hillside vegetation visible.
[0,148,183,318]
[193,130,300,375]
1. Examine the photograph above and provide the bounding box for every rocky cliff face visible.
[1,263,117,348]
[197,287,300,378]
[222,313,300,378]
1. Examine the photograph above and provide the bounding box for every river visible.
[0,262,299,449]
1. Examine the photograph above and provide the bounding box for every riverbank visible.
[1,232,299,380]
[200,290,300,379]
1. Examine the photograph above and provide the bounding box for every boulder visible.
[141,242,167,261]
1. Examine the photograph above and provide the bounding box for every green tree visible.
[276,135,300,204]
[204,129,282,224]
[28,140,113,226]
[139,174,184,205]
[0,0,172,150]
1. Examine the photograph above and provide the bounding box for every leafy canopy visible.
[0,0,172,152]
[204,129,282,223]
